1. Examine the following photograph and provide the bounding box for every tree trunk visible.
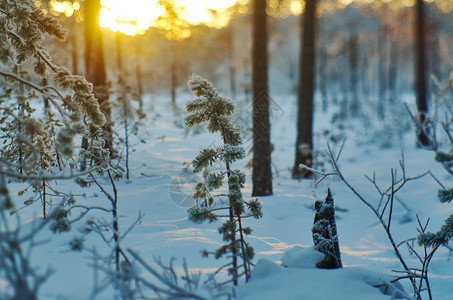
[318,23,328,113]
[252,0,272,196]
[170,42,177,108]
[388,37,398,103]
[415,0,430,146]
[135,43,144,111]
[378,22,387,117]
[349,33,359,115]
[292,0,317,180]
[83,0,114,155]
[71,33,78,75]
[116,33,130,180]
[115,32,123,72]
[226,26,237,98]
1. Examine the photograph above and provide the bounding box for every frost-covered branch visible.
[305,143,443,299]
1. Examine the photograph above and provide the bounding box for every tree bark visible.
[170,41,177,108]
[252,0,272,196]
[349,33,359,115]
[388,37,398,103]
[135,43,144,111]
[378,22,387,117]
[71,33,78,75]
[292,0,317,179]
[226,25,237,98]
[83,0,114,155]
[415,0,430,146]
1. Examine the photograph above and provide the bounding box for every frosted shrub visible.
[0,0,106,219]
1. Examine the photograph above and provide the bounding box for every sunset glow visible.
[100,0,238,36]
[47,0,453,37]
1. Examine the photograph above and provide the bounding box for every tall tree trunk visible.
[415,0,430,146]
[83,0,114,156]
[135,43,144,111]
[226,26,237,98]
[318,23,328,113]
[388,37,398,103]
[378,22,387,117]
[170,41,177,108]
[292,0,317,180]
[115,32,123,72]
[252,0,272,196]
[430,23,440,92]
[71,33,78,75]
[349,33,359,115]
[116,33,130,180]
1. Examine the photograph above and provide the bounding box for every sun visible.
[100,0,239,36]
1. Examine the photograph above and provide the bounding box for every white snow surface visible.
[5,93,453,299]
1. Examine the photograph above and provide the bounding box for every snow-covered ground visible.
[5,92,453,299]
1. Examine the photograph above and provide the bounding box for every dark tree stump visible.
[312,188,342,269]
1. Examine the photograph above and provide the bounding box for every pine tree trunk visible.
[319,24,328,113]
[171,42,177,108]
[349,33,359,115]
[415,0,430,146]
[116,33,130,180]
[388,38,398,103]
[115,32,123,72]
[42,77,49,113]
[378,22,387,117]
[252,0,273,196]
[71,33,78,75]
[226,26,237,98]
[135,43,144,111]
[292,0,317,180]
[83,0,114,155]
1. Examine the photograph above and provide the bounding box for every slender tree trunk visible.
[292,0,317,179]
[115,32,123,72]
[349,33,359,115]
[252,0,272,196]
[415,0,430,146]
[378,22,387,117]
[170,42,177,108]
[388,37,398,103]
[42,77,49,113]
[116,33,130,180]
[135,44,144,111]
[82,0,114,162]
[71,34,78,75]
[319,24,328,113]
[226,26,237,98]
[15,65,24,175]
[430,24,440,92]
[42,179,46,219]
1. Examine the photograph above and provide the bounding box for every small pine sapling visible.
[185,75,263,285]
[312,188,342,269]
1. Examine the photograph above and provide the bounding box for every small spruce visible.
[185,75,263,285]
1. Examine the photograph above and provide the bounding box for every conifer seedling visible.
[185,75,263,285]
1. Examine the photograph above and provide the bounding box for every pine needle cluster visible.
[185,75,262,285]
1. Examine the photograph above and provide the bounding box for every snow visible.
[239,255,407,300]
[4,92,453,299]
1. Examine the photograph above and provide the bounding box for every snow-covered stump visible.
[312,188,342,269]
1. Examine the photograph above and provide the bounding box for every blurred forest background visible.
[36,0,453,110]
